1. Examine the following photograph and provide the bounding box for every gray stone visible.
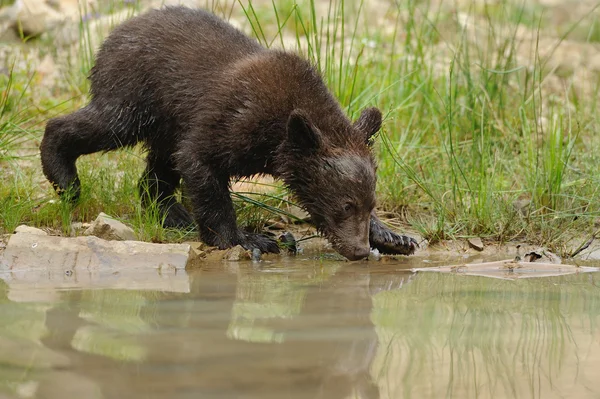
[83,212,136,241]
[8,0,63,37]
[0,234,193,295]
[0,0,89,38]
[413,260,599,280]
[14,225,47,236]
[467,237,484,251]
[0,233,193,271]
[251,248,262,262]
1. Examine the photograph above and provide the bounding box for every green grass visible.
[1,0,600,256]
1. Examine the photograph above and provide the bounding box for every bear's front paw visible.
[370,227,418,256]
[242,232,281,254]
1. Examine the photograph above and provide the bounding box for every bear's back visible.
[89,7,264,103]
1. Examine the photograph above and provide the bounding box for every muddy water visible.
[1,256,599,399]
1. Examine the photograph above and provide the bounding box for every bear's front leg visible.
[181,163,279,254]
[369,212,418,255]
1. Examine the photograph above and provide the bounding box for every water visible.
[1,257,599,399]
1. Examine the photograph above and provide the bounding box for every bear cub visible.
[40,6,417,260]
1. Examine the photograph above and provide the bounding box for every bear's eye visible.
[343,202,354,213]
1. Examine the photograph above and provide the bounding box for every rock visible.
[0,233,193,271]
[223,245,250,261]
[0,7,18,42]
[413,260,599,280]
[186,241,208,258]
[467,237,484,251]
[9,0,64,37]
[14,225,47,236]
[0,0,91,38]
[0,234,193,294]
[83,212,136,241]
[251,248,262,262]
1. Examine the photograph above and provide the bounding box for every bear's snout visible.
[347,246,370,261]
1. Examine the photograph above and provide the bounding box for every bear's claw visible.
[370,227,418,256]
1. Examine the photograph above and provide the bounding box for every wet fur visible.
[40,7,417,259]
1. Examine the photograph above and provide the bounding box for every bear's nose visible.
[351,247,370,261]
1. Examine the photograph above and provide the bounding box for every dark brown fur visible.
[40,7,417,260]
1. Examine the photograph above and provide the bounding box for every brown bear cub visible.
[40,7,417,260]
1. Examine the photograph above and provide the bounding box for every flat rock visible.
[467,237,484,251]
[83,212,136,241]
[0,234,193,295]
[0,233,193,271]
[413,260,600,280]
[14,225,47,236]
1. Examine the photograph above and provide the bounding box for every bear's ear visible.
[353,107,382,144]
[287,109,322,151]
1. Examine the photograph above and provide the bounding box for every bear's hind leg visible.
[41,105,125,202]
[139,151,194,229]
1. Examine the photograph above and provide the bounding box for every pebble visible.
[251,248,262,262]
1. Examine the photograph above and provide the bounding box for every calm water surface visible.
[1,256,599,399]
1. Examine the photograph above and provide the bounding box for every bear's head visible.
[281,107,382,261]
